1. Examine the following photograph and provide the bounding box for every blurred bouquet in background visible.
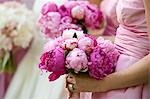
[39,29,120,81]
[0,1,36,72]
[38,1,104,38]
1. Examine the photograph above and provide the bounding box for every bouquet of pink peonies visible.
[39,29,120,81]
[38,1,104,38]
[0,1,36,72]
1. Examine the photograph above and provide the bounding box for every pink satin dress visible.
[81,0,150,99]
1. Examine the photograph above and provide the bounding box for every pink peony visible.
[97,37,120,63]
[78,36,97,53]
[43,37,65,52]
[59,16,81,33]
[41,2,58,15]
[60,16,72,24]
[64,1,78,11]
[54,36,66,45]
[89,40,120,80]
[84,4,103,29]
[58,5,71,17]
[39,47,66,81]
[38,12,61,38]
[71,5,85,20]
[43,40,58,53]
[66,48,88,73]
[61,38,78,50]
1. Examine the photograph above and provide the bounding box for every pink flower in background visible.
[58,5,71,17]
[78,36,96,53]
[60,16,72,24]
[38,1,104,38]
[39,47,66,81]
[64,1,78,12]
[84,4,103,29]
[89,40,120,80]
[41,2,58,15]
[62,38,78,50]
[45,12,61,29]
[59,16,81,33]
[38,12,61,38]
[71,5,85,20]
[66,48,88,73]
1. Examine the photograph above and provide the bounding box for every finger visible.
[67,77,76,84]
[68,84,75,92]
[68,83,79,93]
[68,91,73,99]
[68,74,75,79]
[68,84,73,92]
[66,75,74,88]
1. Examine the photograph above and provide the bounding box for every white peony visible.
[62,29,84,39]
[0,1,36,51]
[0,34,12,51]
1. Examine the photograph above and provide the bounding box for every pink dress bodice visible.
[115,0,150,59]
[117,0,147,33]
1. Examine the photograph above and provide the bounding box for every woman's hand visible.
[66,73,108,93]
[66,53,149,93]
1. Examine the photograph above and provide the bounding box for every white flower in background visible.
[13,24,33,48]
[0,1,37,71]
[0,34,12,51]
[0,1,36,51]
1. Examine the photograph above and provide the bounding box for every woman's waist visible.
[115,26,150,58]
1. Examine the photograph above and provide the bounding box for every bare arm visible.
[98,54,150,92]
[67,53,150,93]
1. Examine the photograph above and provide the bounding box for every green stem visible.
[0,51,16,73]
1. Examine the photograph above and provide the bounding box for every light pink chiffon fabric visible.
[81,0,150,99]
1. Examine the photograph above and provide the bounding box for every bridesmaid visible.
[67,0,150,99]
